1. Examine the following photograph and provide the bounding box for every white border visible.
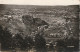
[0,0,80,5]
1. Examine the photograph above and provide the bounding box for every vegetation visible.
[0,5,79,51]
[35,33,47,52]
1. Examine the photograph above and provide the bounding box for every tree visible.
[35,33,46,52]
[0,25,4,43]
[27,36,34,49]
[20,36,28,50]
[20,36,34,50]
[12,33,23,49]
[57,40,66,47]
[0,26,12,50]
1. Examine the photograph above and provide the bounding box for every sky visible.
[0,0,80,6]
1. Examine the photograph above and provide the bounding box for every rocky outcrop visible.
[22,15,49,35]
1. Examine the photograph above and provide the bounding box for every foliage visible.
[35,33,46,51]
[0,25,12,50]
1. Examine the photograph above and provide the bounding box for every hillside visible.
[0,4,79,39]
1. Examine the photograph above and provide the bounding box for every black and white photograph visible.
[0,0,79,52]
